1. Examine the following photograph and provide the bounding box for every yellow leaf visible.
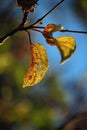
[42,24,76,64]
[23,43,49,87]
[55,36,76,64]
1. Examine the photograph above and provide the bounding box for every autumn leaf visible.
[55,36,76,64]
[23,43,49,87]
[42,24,76,64]
[42,24,63,46]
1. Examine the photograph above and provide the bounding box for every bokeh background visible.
[0,0,87,130]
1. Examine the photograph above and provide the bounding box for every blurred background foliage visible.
[0,0,87,130]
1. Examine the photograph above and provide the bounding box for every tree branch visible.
[0,0,64,44]
[0,11,28,44]
[1,0,87,45]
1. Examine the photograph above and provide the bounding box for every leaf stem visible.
[31,28,42,33]
[26,30,31,43]
[26,31,34,65]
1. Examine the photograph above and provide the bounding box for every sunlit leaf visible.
[23,43,49,87]
[42,24,76,64]
[43,24,63,33]
[42,24,63,46]
[55,36,76,64]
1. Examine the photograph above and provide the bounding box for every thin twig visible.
[60,29,87,34]
[31,28,42,33]
[31,26,87,34]
[31,0,65,26]
[23,0,65,30]
[24,26,44,30]
[18,11,28,28]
